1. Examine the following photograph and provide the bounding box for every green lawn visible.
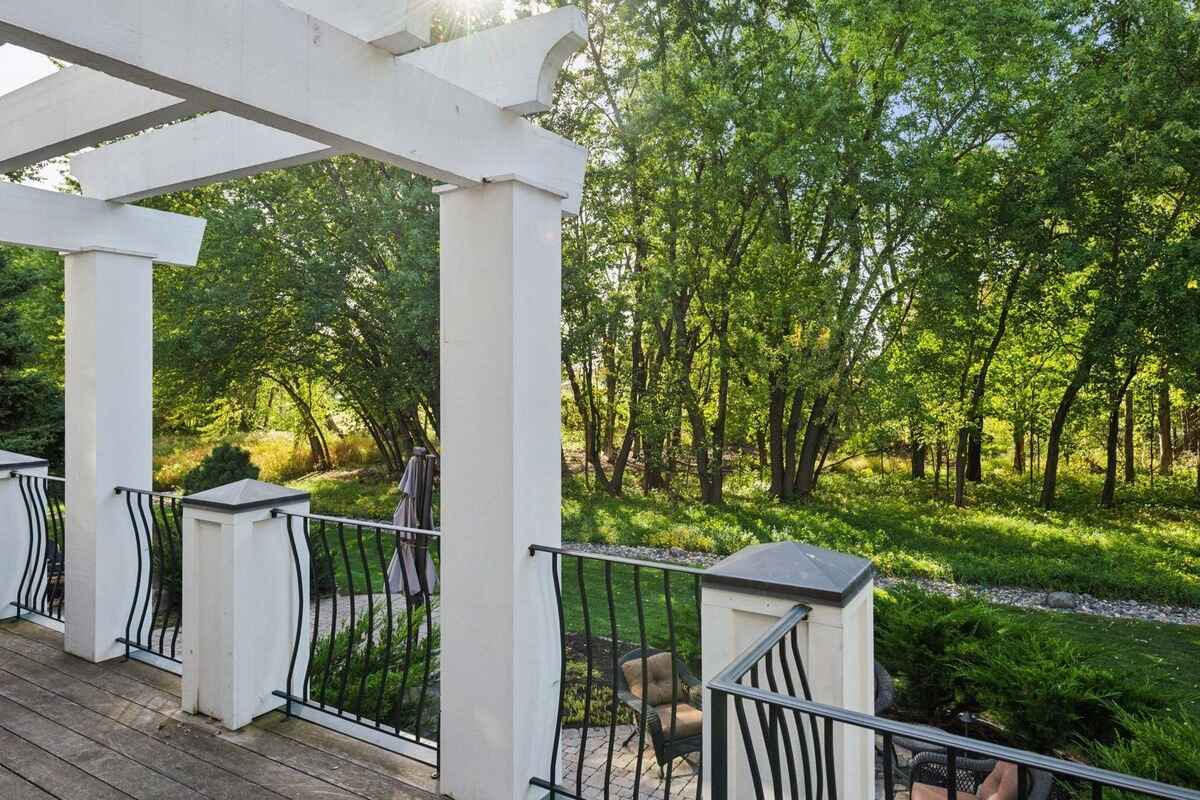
[562,468,1200,608]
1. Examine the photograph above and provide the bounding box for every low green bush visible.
[180,443,260,494]
[876,585,1170,755]
[875,584,1002,721]
[308,604,440,736]
[1085,709,1200,792]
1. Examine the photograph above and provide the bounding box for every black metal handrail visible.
[114,487,184,665]
[272,508,441,768]
[9,471,66,623]
[529,545,705,800]
[708,608,1200,800]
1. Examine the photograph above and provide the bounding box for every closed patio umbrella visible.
[385,447,438,598]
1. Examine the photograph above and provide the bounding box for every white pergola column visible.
[702,542,875,800]
[63,248,154,663]
[437,177,565,800]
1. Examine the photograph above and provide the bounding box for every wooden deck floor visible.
[0,620,438,800]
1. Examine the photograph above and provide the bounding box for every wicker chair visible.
[909,753,1055,800]
[616,649,703,776]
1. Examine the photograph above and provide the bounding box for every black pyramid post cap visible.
[704,541,874,607]
[0,450,49,472]
[181,479,309,513]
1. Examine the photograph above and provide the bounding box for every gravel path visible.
[564,542,1200,627]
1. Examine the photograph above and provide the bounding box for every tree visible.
[0,249,63,466]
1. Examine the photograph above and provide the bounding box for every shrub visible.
[957,630,1166,752]
[1086,710,1200,792]
[308,604,440,736]
[875,584,1002,721]
[875,585,1170,755]
[181,443,260,494]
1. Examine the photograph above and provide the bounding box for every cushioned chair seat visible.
[653,702,703,738]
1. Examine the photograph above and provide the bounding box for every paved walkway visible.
[561,725,700,800]
[0,620,437,800]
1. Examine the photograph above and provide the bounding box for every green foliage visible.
[564,469,1200,607]
[560,660,636,728]
[308,604,439,735]
[875,586,1002,721]
[0,250,64,466]
[180,443,260,494]
[876,585,1171,754]
[1085,710,1200,793]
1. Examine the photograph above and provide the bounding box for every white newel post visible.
[63,248,154,662]
[702,542,875,800]
[180,480,311,730]
[0,451,49,621]
[437,176,565,800]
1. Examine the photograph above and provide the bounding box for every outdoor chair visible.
[909,754,1055,800]
[617,649,703,776]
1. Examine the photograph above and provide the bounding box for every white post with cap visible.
[180,479,311,730]
[702,542,875,800]
[0,451,50,622]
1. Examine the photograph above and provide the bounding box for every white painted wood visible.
[0,0,587,201]
[438,177,564,800]
[701,583,875,800]
[181,493,311,730]
[0,181,206,267]
[67,8,588,213]
[63,250,154,663]
[404,6,586,115]
[0,66,201,173]
[284,0,432,54]
[70,113,343,204]
[0,457,48,622]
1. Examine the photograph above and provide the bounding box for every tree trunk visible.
[1102,363,1138,508]
[793,394,829,498]
[767,381,786,497]
[953,428,970,507]
[911,442,926,479]
[966,423,983,481]
[1012,421,1025,474]
[1040,356,1094,509]
[1124,388,1136,483]
[1158,366,1173,475]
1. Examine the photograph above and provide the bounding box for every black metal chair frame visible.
[910,751,1056,800]
[616,648,704,776]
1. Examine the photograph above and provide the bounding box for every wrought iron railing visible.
[115,487,184,665]
[708,606,1200,800]
[529,545,705,800]
[272,509,441,768]
[10,471,66,623]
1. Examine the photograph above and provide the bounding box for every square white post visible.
[437,177,564,800]
[0,451,49,621]
[702,542,875,800]
[180,480,311,730]
[63,248,154,662]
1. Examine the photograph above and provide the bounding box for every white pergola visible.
[0,3,585,798]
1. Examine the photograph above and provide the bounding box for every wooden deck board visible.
[0,622,437,800]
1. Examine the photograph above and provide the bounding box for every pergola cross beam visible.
[0,181,206,266]
[0,0,586,203]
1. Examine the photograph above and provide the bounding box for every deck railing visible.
[708,606,1200,800]
[272,509,441,768]
[528,545,706,800]
[115,486,184,666]
[10,471,66,623]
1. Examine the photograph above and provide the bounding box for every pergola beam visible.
[0,0,586,199]
[0,66,203,173]
[284,0,432,55]
[0,180,206,266]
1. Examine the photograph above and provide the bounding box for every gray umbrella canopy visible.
[385,448,438,597]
